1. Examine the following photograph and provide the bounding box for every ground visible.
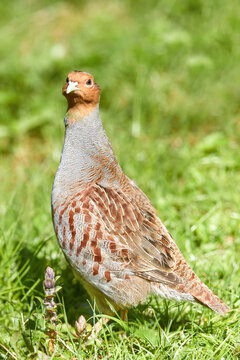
[0,0,239,359]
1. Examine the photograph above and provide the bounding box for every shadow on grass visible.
[19,243,209,335]
[129,300,193,333]
[19,244,92,324]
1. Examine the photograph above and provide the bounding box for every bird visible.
[51,70,229,336]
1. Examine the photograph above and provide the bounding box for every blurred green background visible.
[0,0,240,358]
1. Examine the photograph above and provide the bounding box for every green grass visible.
[0,0,240,358]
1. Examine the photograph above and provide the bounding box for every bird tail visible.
[152,274,229,315]
[167,245,230,315]
[185,279,230,315]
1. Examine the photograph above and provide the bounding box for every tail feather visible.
[170,246,230,315]
[174,273,230,315]
[152,276,229,315]
[189,281,230,315]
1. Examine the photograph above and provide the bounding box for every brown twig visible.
[0,342,17,360]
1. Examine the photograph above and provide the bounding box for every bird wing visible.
[89,182,184,287]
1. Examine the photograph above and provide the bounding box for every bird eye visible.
[66,77,69,83]
[86,79,92,86]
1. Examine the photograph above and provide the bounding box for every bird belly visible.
[52,198,151,310]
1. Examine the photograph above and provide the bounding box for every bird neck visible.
[52,105,123,200]
[66,97,99,122]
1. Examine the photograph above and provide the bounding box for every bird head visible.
[62,71,101,120]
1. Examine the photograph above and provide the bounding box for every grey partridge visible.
[52,71,229,334]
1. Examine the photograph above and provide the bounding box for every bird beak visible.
[66,81,79,94]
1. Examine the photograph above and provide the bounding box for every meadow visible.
[0,0,240,358]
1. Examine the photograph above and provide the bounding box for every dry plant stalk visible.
[43,266,57,354]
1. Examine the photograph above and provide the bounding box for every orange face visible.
[62,71,101,106]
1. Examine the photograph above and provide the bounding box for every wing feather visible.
[87,182,183,287]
